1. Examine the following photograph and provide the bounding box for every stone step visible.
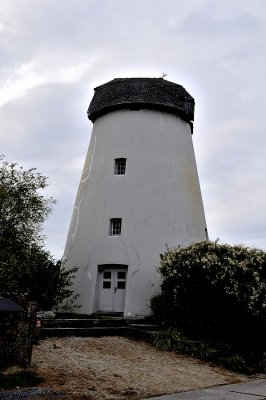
[39,318,127,328]
[39,326,129,338]
[37,314,159,338]
[38,316,152,329]
[129,323,160,331]
[39,325,159,339]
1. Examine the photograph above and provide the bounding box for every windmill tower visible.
[63,78,207,316]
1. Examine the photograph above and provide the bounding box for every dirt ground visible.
[31,336,250,400]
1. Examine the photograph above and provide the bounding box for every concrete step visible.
[40,318,128,328]
[129,323,160,331]
[39,326,129,338]
[37,314,159,338]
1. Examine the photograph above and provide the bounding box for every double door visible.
[99,268,127,313]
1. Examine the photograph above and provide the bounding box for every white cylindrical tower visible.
[64,78,207,316]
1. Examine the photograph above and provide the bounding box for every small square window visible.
[103,281,111,289]
[110,218,122,235]
[114,158,126,175]
[117,281,126,289]
[117,271,126,280]
[103,271,111,279]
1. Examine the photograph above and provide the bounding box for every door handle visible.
[114,286,117,293]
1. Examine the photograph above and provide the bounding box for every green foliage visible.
[0,318,28,369]
[0,157,78,310]
[0,157,54,248]
[152,329,209,357]
[152,329,252,374]
[151,240,266,371]
[218,354,250,374]
[0,340,18,368]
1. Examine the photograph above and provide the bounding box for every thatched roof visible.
[88,78,194,123]
[0,297,24,312]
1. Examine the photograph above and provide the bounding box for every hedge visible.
[151,241,266,370]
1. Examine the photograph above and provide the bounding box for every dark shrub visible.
[151,241,266,371]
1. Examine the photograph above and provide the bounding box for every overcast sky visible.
[1,0,265,259]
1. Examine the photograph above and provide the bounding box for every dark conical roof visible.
[87,78,194,123]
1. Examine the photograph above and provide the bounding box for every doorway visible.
[98,265,127,313]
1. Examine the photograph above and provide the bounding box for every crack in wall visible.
[121,237,130,263]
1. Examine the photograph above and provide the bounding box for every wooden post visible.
[22,301,38,368]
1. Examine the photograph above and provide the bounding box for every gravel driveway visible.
[25,336,249,400]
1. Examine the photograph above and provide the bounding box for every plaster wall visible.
[64,109,207,316]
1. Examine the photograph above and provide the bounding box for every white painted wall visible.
[63,108,207,316]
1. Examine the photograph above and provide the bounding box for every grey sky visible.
[1,0,265,258]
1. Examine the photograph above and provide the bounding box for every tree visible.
[0,157,77,310]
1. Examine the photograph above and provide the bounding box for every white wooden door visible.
[99,268,127,312]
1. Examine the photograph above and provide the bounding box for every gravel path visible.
[0,387,63,400]
[27,336,249,400]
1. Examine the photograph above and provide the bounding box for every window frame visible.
[109,218,122,236]
[114,158,127,175]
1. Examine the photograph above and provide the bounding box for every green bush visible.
[151,241,266,371]
[218,354,250,374]
[151,329,256,374]
[153,329,209,359]
[0,319,30,370]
